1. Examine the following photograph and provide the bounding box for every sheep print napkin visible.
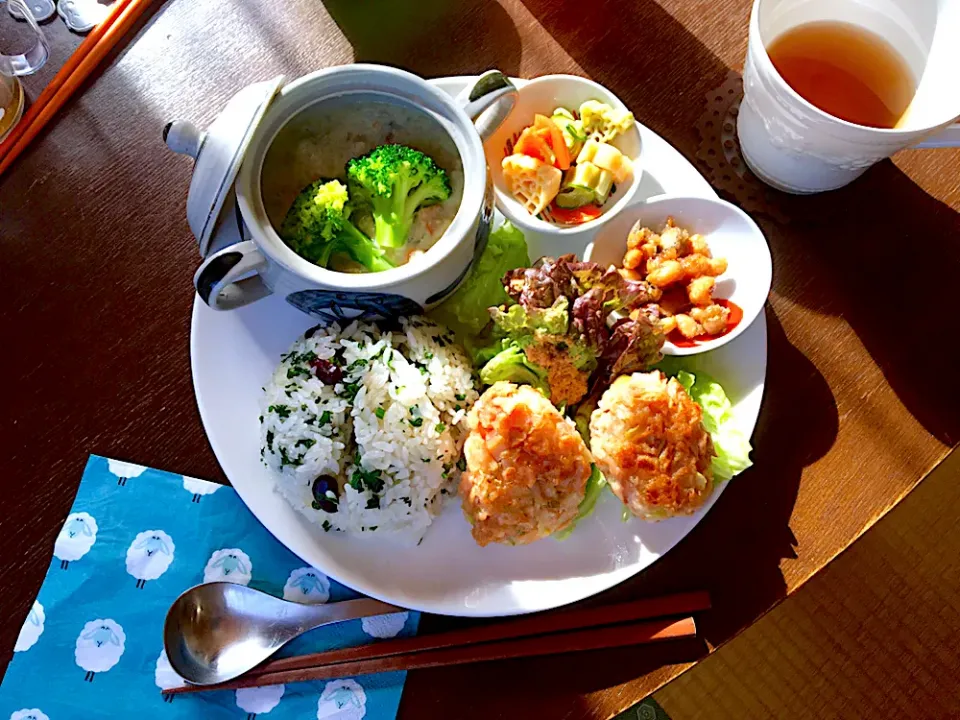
[0,455,419,720]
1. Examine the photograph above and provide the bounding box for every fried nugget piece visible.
[460,382,593,546]
[589,371,715,520]
[523,339,589,406]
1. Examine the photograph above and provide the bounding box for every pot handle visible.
[194,240,272,310]
[455,70,518,141]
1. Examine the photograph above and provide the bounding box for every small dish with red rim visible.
[584,195,772,356]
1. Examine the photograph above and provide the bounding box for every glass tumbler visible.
[0,0,49,76]
[0,0,48,141]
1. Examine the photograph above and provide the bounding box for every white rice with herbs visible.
[260,317,478,540]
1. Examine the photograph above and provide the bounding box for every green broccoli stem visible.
[372,211,411,250]
[370,171,422,249]
[364,254,395,273]
[339,221,395,272]
[404,176,446,218]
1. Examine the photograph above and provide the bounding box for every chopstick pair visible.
[0,0,157,177]
[164,590,710,695]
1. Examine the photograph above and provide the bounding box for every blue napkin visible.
[1,455,419,720]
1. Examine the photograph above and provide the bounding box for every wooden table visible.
[2,1,958,717]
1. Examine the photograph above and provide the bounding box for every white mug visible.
[739,0,960,193]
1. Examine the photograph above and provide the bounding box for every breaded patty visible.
[460,382,593,546]
[523,338,589,406]
[590,371,715,520]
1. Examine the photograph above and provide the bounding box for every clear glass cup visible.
[0,0,50,77]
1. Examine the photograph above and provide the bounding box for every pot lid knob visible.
[164,120,205,159]
[163,75,285,257]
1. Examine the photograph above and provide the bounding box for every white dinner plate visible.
[191,76,768,617]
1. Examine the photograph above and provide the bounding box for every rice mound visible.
[260,316,478,539]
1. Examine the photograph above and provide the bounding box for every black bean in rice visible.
[260,317,478,540]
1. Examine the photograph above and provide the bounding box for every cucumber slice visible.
[594,169,614,204]
[555,185,596,208]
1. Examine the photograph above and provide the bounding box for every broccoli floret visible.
[479,343,549,395]
[280,179,394,272]
[346,144,452,249]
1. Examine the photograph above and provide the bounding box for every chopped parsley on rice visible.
[260,317,478,540]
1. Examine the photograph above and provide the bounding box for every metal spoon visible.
[164,582,403,685]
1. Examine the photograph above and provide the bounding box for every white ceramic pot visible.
[739,0,960,194]
[167,65,517,321]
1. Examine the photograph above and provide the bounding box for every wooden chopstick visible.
[0,0,133,163]
[164,591,709,695]
[252,590,709,679]
[167,616,697,695]
[0,0,156,177]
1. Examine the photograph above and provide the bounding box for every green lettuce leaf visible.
[489,296,570,337]
[471,338,506,368]
[478,342,549,395]
[428,221,530,339]
[573,399,594,444]
[566,341,598,372]
[658,360,753,482]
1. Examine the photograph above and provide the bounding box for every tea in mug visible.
[766,21,916,129]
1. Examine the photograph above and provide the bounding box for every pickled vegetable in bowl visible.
[501,100,636,226]
[485,74,644,243]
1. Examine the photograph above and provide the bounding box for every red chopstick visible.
[167,617,697,694]
[258,590,709,678]
[164,591,709,695]
[0,0,156,177]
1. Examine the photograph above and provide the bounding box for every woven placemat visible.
[695,72,793,224]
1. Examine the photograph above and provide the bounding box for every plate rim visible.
[190,74,768,616]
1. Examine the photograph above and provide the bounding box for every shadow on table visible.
[319,0,522,78]
[594,307,837,637]
[402,637,708,719]
[404,209,839,719]
[518,0,734,160]
[762,163,960,447]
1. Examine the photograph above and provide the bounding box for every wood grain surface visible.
[654,448,960,718]
[1,1,958,718]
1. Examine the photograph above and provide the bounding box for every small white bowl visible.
[585,195,772,356]
[485,74,642,245]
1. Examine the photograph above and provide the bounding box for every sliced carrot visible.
[547,202,603,225]
[513,126,555,164]
[534,114,571,170]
